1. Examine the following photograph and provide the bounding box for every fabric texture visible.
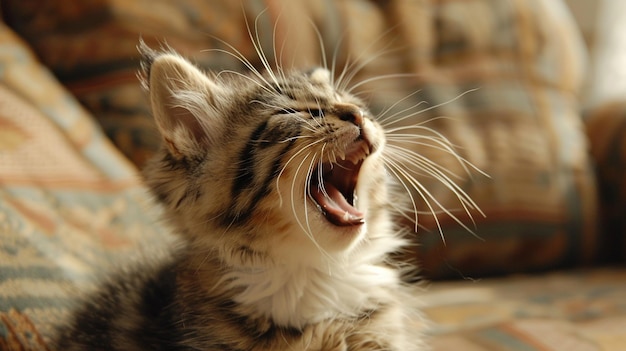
[586,101,626,262]
[0,22,173,347]
[423,268,626,351]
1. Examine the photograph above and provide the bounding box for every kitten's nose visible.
[335,104,364,126]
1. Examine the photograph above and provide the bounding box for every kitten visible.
[55,42,429,350]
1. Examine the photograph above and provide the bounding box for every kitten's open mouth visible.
[310,140,372,226]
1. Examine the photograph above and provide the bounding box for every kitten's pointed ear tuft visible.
[138,39,159,91]
[143,47,227,159]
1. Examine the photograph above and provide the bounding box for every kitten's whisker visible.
[385,144,466,181]
[275,139,325,204]
[386,123,490,180]
[386,115,457,128]
[386,136,488,178]
[247,7,281,88]
[385,158,447,241]
[329,29,349,89]
[269,9,282,72]
[215,69,275,96]
[308,17,329,74]
[372,89,424,124]
[271,10,289,84]
[309,98,325,128]
[317,144,332,201]
[339,41,406,92]
[386,156,482,242]
[345,73,418,95]
[203,46,273,92]
[201,40,265,81]
[386,146,483,219]
[386,132,466,168]
[280,135,315,143]
[377,100,434,127]
[247,99,318,132]
[382,88,481,127]
[385,124,460,149]
[334,24,400,92]
[292,152,332,261]
[387,143,486,220]
[384,160,421,233]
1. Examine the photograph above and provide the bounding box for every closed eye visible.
[276,108,298,115]
[308,108,324,118]
[275,108,325,118]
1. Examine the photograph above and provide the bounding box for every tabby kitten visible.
[55,42,426,350]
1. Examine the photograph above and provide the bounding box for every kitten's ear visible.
[308,68,331,85]
[141,46,227,159]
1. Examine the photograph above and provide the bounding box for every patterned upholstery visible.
[0,0,624,349]
[0,22,173,348]
[586,101,626,263]
[424,268,626,350]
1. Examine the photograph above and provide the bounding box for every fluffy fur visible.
[51,37,477,349]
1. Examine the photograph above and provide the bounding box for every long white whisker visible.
[201,40,268,87]
[386,136,489,178]
[214,69,277,97]
[374,89,424,124]
[382,88,481,127]
[307,17,329,72]
[246,7,280,87]
[386,156,484,242]
[335,24,402,92]
[291,152,333,261]
[275,138,325,204]
[385,146,484,222]
[345,73,418,94]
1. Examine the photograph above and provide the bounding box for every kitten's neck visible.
[214,230,406,329]
[225,258,399,328]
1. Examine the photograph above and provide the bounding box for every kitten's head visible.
[140,45,391,266]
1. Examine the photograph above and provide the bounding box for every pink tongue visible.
[312,181,364,226]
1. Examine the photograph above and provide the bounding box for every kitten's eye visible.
[277,108,298,115]
[308,109,324,118]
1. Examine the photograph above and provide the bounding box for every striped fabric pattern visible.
[0,22,173,347]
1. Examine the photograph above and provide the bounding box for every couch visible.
[1,1,624,350]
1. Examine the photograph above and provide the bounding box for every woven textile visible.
[0,23,173,347]
[423,268,626,351]
[586,101,626,262]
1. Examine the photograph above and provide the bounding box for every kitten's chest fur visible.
[60,250,417,351]
[171,253,415,351]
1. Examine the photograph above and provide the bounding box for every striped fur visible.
[55,43,426,350]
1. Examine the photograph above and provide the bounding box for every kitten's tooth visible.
[349,154,359,165]
[343,211,350,222]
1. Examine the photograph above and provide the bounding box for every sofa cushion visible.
[423,268,626,350]
[0,22,172,346]
[586,101,626,262]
